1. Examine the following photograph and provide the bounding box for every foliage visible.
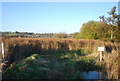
[99,6,120,41]
[74,21,111,40]
[74,6,120,42]
[52,33,68,38]
[74,20,119,41]
[72,32,79,38]
[75,21,99,39]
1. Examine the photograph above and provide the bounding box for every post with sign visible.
[98,47,104,61]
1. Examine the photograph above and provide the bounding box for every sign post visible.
[98,47,104,61]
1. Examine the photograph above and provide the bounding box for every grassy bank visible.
[3,52,102,79]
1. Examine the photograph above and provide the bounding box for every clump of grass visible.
[77,48,92,56]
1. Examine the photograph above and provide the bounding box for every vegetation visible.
[3,54,100,79]
[3,38,96,63]
[1,6,120,80]
[1,32,72,38]
[2,38,119,79]
[74,6,120,42]
[52,33,68,38]
[3,49,102,79]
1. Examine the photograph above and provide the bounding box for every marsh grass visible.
[2,38,119,79]
[3,38,100,64]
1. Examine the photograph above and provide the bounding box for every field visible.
[1,38,119,79]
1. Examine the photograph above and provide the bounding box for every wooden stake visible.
[100,51,103,61]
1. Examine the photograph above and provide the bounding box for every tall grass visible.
[2,38,120,79]
[3,38,119,63]
[3,38,92,63]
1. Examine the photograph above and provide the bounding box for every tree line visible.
[74,6,120,42]
[1,31,73,38]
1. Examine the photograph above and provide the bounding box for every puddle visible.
[82,71,107,79]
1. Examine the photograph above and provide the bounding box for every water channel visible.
[82,71,107,80]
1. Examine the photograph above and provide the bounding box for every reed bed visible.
[2,38,119,63]
[2,38,120,79]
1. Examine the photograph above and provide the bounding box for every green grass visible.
[3,50,102,79]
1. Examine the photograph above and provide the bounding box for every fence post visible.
[1,43,4,60]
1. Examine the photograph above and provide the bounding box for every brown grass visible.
[2,38,119,62]
[2,37,120,79]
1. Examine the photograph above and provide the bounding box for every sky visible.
[2,2,118,34]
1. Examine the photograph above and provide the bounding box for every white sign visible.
[98,47,104,51]
[1,43,4,55]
